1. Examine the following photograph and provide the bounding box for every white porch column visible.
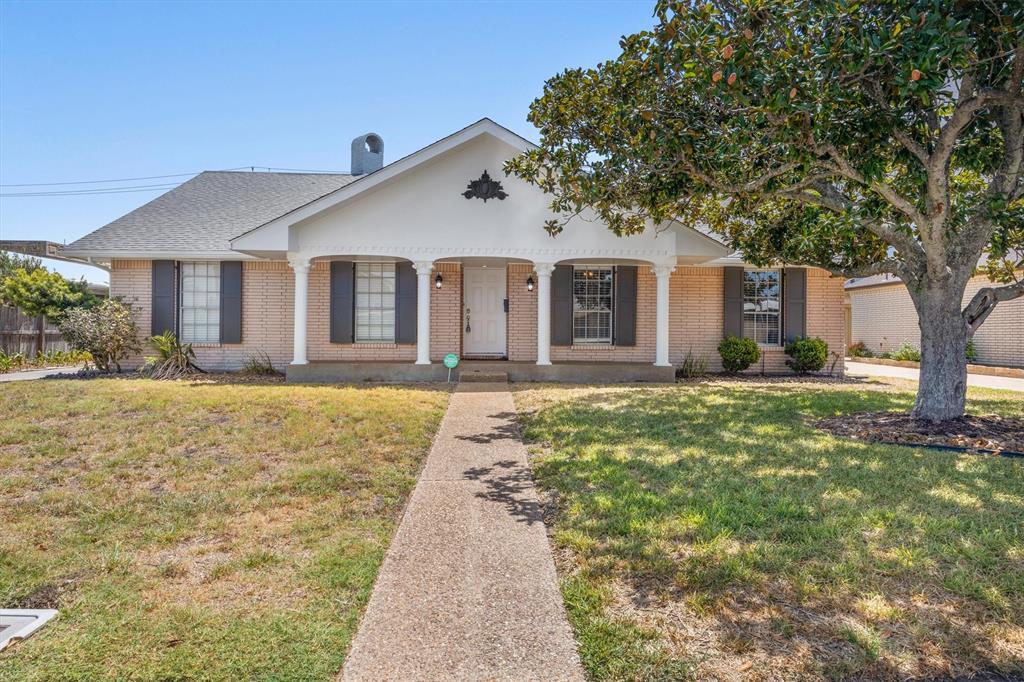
[653,264,675,367]
[413,261,433,364]
[289,256,311,365]
[534,263,555,366]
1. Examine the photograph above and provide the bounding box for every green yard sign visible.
[443,353,459,383]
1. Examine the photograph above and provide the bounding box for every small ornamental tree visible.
[507,1,1023,421]
[0,267,96,353]
[59,299,141,373]
[0,250,42,279]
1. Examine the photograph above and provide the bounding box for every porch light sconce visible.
[435,272,443,289]
[526,276,535,292]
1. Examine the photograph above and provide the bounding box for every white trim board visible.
[0,609,58,651]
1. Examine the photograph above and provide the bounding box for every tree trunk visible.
[910,284,969,422]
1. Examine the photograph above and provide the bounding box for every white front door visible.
[463,266,507,357]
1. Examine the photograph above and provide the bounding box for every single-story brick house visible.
[63,119,846,381]
[847,273,1023,368]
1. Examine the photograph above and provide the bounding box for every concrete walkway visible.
[0,366,80,383]
[846,361,1024,392]
[341,383,584,682]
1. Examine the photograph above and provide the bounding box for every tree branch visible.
[962,279,1024,331]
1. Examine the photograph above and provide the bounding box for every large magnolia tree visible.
[507,0,1022,421]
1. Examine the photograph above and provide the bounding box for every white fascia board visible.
[230,119,535,252]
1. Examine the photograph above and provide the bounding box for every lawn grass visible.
[514,378,1024,681]
[0,378,449,681]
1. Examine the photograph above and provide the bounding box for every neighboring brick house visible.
[847,274,1023,368]
[63,119,846,381]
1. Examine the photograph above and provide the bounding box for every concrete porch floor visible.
[286,359,675,383]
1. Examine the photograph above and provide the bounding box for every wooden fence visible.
[0,306,68,356]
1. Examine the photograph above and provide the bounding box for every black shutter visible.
[551,264,573,346]
[723,266,744,338]
[151,260,176,337]
[395,261,417,344]
[613,265,637,346]
[220,262,243,344]
[783,267,807,342]
[330,261,354,343]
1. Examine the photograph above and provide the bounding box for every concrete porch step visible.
[458,370,509,383]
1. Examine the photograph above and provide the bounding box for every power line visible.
[1,184,181,198]
[0,166,351,198]
[0,165,346,189]
[0,167,250,188]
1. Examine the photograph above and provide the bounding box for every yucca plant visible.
[148,331,203,379]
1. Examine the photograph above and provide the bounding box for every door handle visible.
[465,307,471,334]
[503,298,509,313]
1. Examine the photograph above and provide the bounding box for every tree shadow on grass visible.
[519,385,1024,679]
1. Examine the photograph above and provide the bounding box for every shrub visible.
[0,350,26,373]
[891,342,921,362]
[147,331,203,379]
[676,350,708,379]
[784,336,828,374]
[718,335,760,373]
[965,338,977,363]
[59,299,141,373]
[848,341,873,358]
[242,351,281,376]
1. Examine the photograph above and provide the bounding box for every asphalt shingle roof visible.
[65,171,356,254]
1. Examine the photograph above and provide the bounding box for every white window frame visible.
[742,268,783,347]
[354,261,396,343]
[572,265,614,345]
[179,261,220,344]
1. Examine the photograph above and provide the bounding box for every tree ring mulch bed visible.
[815,411,1024,456]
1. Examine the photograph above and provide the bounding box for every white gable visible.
[230,119,728,265]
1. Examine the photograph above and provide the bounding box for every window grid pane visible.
[355,262,396,343]
[572,266,613,344]
[179,261,220,344]
[742,270,782,345]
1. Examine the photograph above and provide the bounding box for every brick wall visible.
[850,274,1023,368]
[507,264,537,361]
[110,259,847,374]
[430,262,463,361]
[109,259,463,370]
[109,259,152,368]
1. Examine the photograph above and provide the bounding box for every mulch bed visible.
[815,411,1024,455]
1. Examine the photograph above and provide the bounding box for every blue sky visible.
[0,0,653,284]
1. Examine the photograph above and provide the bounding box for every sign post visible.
[443,353,459,382]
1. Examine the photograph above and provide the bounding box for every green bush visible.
[891,342,921,362]
[147,331,202,379]
[718,335,760,372]
[676,350,708,379]
[965,338,977,363]
[784,337,829,374]
[847,341,873,358]
[59,299,141,373]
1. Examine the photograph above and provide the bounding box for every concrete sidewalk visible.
[341,383,584,682]
[846,361,1024,392]
[0,367,80,383]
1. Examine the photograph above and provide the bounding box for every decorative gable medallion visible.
[462,170,507,202]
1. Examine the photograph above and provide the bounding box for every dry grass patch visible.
[0,378,448,681]
[515,378,1024,681]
